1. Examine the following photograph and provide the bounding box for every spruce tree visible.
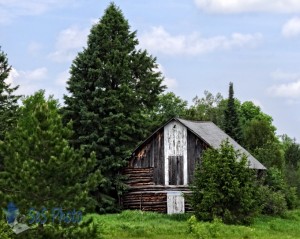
[0,47,21,141]
[224,82,242,143]
[0,91,101,238]
[63,3,165,210]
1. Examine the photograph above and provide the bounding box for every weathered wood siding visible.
[129,130,165,185]
[124,168,154,187]
[123,191,167,213]
[168,156,184,185]
[164,121,187,185]
[167,191,185,214]
[123,120,209,213]
[187,130,207,184]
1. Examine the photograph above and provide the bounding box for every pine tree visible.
[224,82,242,143]
[63,3,165,210]
[0,91,101,238]
[0,47,21,141]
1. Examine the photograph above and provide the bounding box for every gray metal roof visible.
[176,118,266,170]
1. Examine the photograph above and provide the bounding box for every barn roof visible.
[132,117,266,170]
[176,118,266,170]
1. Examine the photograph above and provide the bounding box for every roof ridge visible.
[176,118,213,123]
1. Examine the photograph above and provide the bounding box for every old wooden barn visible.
[122,118,266,214]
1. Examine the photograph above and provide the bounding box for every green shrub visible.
[188,215,223,239]
[0,219,12,239]
[189,140,260,225]
[257,185,287,216]
[263,167,298,211]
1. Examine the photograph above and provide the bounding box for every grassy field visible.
[89,209,300,239]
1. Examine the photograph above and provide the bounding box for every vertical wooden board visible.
[158,132,165,185]
[187,131,205,184]
[167,191,185,214]
[164,121,187,185]
[168,156,173,185]
[178,156,184,185]
[168,156,183,185]
[152,130,165,185]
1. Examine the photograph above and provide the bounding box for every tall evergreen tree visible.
[0,47,21,141]
[0,91,100,238]
[63,3,165,210]
[224,82,242,143]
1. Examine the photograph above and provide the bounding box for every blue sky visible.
[1,0,300,140]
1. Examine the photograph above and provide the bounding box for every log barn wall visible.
[123,120,204,213]
[122,118,265,213]
[129,129,165,185]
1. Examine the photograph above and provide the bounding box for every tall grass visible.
[89,210,300,239]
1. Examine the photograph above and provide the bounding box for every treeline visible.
[0,2,299,237]
[157,88,300,199]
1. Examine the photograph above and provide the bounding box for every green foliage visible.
[189,140,259,225]
[62,3,165,211]
[186,90,225,128]
[257,185,287,216]
[284,140,300,169]
[149,92,188,130]
[243,119,277,153]
[239,101,273,127]
[188,216,223,239]
[224,82,242,143]
[92,210,193,239]
[89,210,300,239]
[0,47,21,142]
[263,167,298,210]
[0,91,101,237]
[254,142,284,170]
[0,218,12,239]
[16,217,98,239]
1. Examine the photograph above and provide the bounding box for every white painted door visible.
[167,191,185,214]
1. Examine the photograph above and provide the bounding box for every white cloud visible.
[7,67,48,96]
[27,42,43,56]
[282,17,300,38]
[0,0,72,24]
[194,0,300,13]
[139,26,262,55]
[271,69,300,81]
[55,70,70,86]
[49,26,89,62]
[6,68,19,85]
[155,64,178,90]
[268,80,300,99]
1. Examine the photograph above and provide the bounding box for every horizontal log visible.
[123,201,166,206]
[125,178,153,183]
[123,168,154,173]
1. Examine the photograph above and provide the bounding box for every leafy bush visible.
[0,219,12,239]
[188,215,223,239]
[257,185,287,216]
[189,140,260,225]
[264,167,298,210]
